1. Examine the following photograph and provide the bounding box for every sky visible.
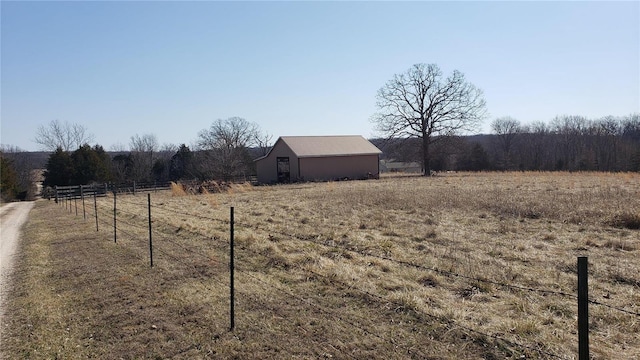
[1,1,638,152]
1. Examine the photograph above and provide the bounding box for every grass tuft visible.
[170,181,186,196]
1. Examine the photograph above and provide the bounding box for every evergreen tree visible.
[43,148,74,187]
[152,159,168,182]
[72,144,99,185]
[169,144,194,180]
[92,145,112,181]
[0,152,20,201]
[70,144,112,185]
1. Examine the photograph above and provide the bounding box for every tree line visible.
[1,117,272,202]
[2,62,637,202]
[3,112,638,203]
[372,63,639,175]
[34,118,270,192]
[0,145,43,201]
[483,114,640,172]
[378,114,640,173]
[1,150,29,201]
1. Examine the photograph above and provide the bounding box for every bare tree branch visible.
[197,117,268,180]
[128,133,159,182]
[491,116,522,170]
[33,120,95,152]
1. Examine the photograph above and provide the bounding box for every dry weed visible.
[170,181,186,196]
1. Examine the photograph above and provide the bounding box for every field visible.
[2,172,639,359]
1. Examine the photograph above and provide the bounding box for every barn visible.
[255,135,382,184]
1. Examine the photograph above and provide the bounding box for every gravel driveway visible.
[0,201,35,357]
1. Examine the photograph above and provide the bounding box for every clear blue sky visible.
[1,1,638,152]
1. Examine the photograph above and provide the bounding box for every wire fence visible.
[237,220,582,300]
[53,178,258,201]
[54,189,640,359]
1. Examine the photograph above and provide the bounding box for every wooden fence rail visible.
[52,177,256,201]
[55,184,107,202]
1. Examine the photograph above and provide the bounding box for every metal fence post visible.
[81,185,86,220]
[113,191,117,243]
[94,191,99,232]
[230,206,235,331]
[148,193,153,268]
[578,256,589,360]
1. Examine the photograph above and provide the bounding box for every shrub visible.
[170,182,187,196]
[607,212,640,230]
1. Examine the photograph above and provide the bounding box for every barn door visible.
[277,157,290,183]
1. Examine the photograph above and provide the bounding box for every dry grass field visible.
[2,172,639,359]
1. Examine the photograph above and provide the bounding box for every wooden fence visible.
[53,177,256,201]
[54,181,172,201]
[54,184,108,202]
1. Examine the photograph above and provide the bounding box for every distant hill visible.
[1,151,51,169]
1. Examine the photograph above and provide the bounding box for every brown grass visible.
[607,211,640,230]
[170,181,187,196]
[3,172,639,359]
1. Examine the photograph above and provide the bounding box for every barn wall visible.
[255,141,299,183]
[299,154,379,181]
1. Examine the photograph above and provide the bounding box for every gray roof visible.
[280,135,382,158]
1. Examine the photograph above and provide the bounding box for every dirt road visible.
[0,201,35,355]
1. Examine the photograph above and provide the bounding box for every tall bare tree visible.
[34,120,94,152]
[491,116,521,170]
[130,133,159,153]
[151,143,178,182]
[372,63,487,175]
[254,132,274,157]
[129,133,159,182]
[550,115,590,170]
[521,121,550,170]
[197,117,266,180]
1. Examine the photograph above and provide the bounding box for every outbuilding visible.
[255,135,382,183]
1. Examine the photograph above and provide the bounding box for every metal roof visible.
[279,135,382,158]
